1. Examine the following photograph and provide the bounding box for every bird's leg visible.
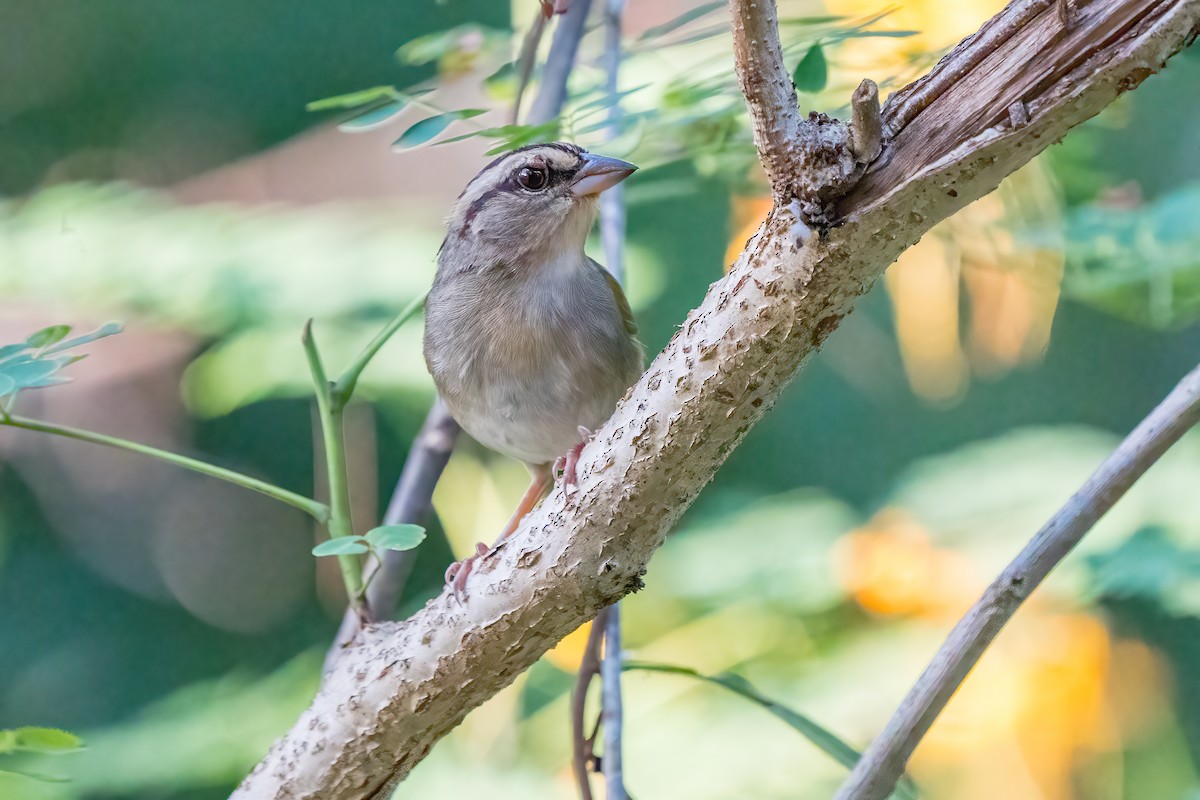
[445,464,554,603]
[554,426,595,493]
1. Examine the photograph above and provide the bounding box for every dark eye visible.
[517,166,549,191]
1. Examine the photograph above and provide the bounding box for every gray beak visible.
[570,153,637,197]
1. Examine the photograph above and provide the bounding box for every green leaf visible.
[0,374,14,398]
[625,662,920,800]
[0,344,28,363]
[792,44,827,93]
[4,727,84,755]
[0,766,70,783]
[42,322,123,355]
[25,325,71,350]
[392,110,486,151]
[0,358,60,394]
[311,537,369,557]
[638,1,726,40]
[338,101,408,132]
[306,86,396,112]
[364,524,426,552]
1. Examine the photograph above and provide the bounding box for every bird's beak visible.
[570,153,637,197]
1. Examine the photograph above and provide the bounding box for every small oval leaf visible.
[364,524,426,552]
[0,358,59,390]
[792,44,828,93]
[312,538,369,557]
[43,321,123,355]
[26,326,71,350]
[392,110,486,151]
[338,101,408,132]
[306,85,396,112]
[11,727,84,754]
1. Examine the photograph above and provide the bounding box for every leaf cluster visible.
[311,524,427,558]
[0,323,121,411]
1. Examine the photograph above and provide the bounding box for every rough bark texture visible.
[233,0,1200,797]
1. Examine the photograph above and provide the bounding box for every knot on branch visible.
[787,111,863,230]
[784,81,884,231]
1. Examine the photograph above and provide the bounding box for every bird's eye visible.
[517,166,549,191]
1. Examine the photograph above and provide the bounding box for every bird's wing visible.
[593,258,638,336]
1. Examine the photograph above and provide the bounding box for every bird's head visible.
[441,142,636,269]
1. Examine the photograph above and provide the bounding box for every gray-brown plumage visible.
[423,142,642,599]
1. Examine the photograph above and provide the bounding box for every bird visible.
[423,142,643,601]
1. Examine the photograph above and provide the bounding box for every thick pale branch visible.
[236,0,1200,797]
[835,361,1200,800]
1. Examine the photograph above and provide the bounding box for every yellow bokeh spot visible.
[837,509,976,618]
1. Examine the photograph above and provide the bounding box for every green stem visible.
[303,321,366,612]
[332,292,426,405]
[0,415,329,522]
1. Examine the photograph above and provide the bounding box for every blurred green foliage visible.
[2,2,1200,800]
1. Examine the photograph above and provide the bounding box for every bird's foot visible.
[554,426,595,498]
[444,541,490,604]
[540,0,569,18]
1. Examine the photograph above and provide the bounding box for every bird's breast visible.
[423,257,642,465]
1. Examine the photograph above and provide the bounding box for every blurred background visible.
[2,1,1200,798]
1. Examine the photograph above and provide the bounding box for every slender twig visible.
[527,0,593,126]
[0,414,329,521]
[834,361,1200,800]
[572,608,608,800]
[332,293,425,405]
[600,602,627,799]
[596,2,630,798]
[511,8,550,125]
[304,320,365,616]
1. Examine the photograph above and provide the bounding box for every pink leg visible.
[445,465,554,604]
[554,426,595,492]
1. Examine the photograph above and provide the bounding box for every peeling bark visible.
[232,0,1200,797]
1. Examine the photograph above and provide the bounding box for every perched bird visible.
[424,142,643,600]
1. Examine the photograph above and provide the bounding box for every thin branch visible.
[303,321,365,615]
[0,415,328,522]
[834,361,1200,800]
[600,602,627,800]
[332,293,425,406]
[511,9,550,125]
[728,0,805,201]
[598,2,630,798]
[572,610,607,800]
[527,0,593,126]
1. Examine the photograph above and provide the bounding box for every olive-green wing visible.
[595,259,638,336]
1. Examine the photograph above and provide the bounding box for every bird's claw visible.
[555,426,594,502]
[445,541,491,604]
[539,0,569,18]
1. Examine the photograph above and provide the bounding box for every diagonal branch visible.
[834,360,1200,800]
[236,1,1200,797]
